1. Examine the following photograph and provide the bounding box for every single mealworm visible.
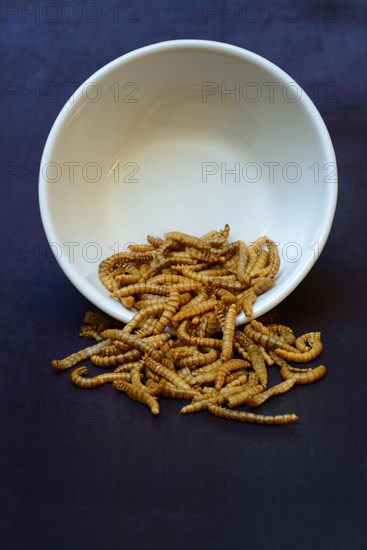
[113,380,160,415]
[52,339,112,370]
[236,240,249,285]
[235,331,268,386]
[165,231,212,251]
[215,358,250,390]
[264,238,280,278]
[252,276,276,296]
[176,320,222,350]
[247,378,296,408]
[111,282,201,299]
[253,320,295,347]
[90,349,141,367]
[241,289,256,318]
[275,333,323,362]
[147,274,194,285]
[244,237,267,277]
[143,356,192,390]
[180,393,227,414]
[114,273,141,286]
[226,383,265,409]
[99,344,122,356]
[101,330,163,362]
[71,366,132,388]
[128,244,154,253]
[233,339,250,361]
[171,298,218,323]
[244,323,295,352]
[153,290,180,334]
[160,383,200,400]
[259,345,274,366]
[182,267,247,291]
[224,373,248,388]
[79,326,104,342]
[249,249,270,278]
[176,348,218,369]
[122,303,166,334]
[221,303,237,362]
[207,404,298,425]
[271,353,327,385]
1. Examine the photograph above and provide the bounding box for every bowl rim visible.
[38,39,338,324]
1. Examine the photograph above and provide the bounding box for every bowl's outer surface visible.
[39,40,337,324]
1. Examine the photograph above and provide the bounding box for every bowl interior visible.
[39,41,337,324]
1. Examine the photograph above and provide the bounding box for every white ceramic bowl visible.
[39,40,337,324]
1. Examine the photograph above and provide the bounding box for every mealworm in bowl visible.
[39,40,337,324]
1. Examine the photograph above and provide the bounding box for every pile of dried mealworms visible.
[52,227,326,425]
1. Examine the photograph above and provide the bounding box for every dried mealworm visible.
[215,358,251,390]
[275,332,323,362]
[235,331,268,386]
[241,289,256,318]
[78,326,104,342]
[128,244,154,253]
[71,366,131,388]
[171,298,217,323]
[244,323,295,352]
[181,267,246,291]
[176,320,222,350]
[207,404,298,425]
[145,378,167,397]
[191,358,224,376]
[233,339,250,361]
[90,349,141,367]
[176,367,193,383]
[247,378,296,408]
[226,383,265,409]
[153,290,180,334]
[114,273,141,286]
[52,339,112,370]
[265,238,280,278]
[250,249,270,278]
[271,353,327,385]
[224,373,249,388]
[160,383,200,400]
[143,356,191,390]
[221,303,237,362]
[113,361,141,373]
[134,317,159,338]
[259,346,274,366]
[236,241,249,284]
[101,330,163,362]
[180,394,227,414]
[176,348,218,369]
[165,231,211,251]
[256,312,279,325]
[122,303,166,334]
[113,380,160,415]
[82,311,115,331]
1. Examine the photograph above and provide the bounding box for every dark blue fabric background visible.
[1,2,366,549]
